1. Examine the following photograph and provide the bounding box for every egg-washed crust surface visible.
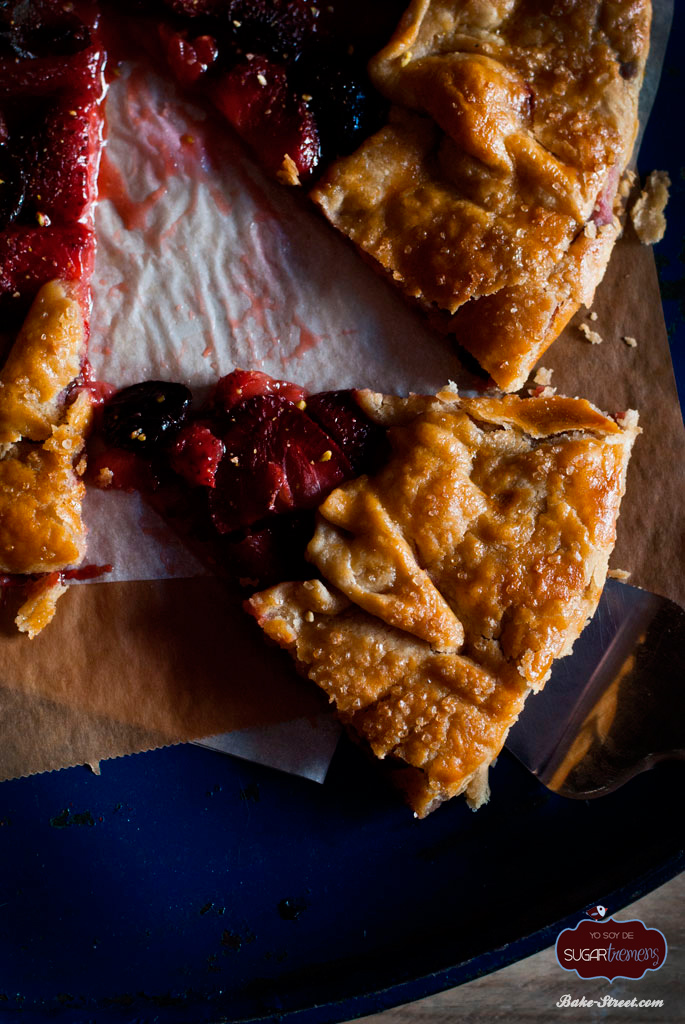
[0,281,92,635]
[247,388,639,816]
[311,0,651,392]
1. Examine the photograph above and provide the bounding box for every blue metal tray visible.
[1,745,683,1023]
[1,7,684,1023]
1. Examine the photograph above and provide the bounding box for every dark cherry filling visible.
[154,0,398,179]
[90,369,390,585]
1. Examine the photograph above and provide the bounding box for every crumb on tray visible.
[630,171,670,244]
[579,323,603,345]
[608,568,631,582]
[622,335,638,348]
[276,153,301,187]
[533,366,554,386]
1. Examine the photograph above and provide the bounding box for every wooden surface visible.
[356,873,683,1024]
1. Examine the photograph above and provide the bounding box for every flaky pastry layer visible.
[0,280,92,635]
[248,388,639,816]
[312,0,651,391]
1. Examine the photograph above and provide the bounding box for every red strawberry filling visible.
[211,56,321,182]
[162,30,218,87]
[0,1,105,324]
[171,422,225,488]
[592,165,621,227]
[92,369,389,585]
[155,0,391,181]
[208,392,351,532]
[213,368,306,412]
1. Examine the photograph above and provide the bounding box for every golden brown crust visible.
[0,282,91,583]
[247,388,639,816]
[311,0,651,391]
[0,280,87,448]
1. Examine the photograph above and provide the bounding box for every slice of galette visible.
[311,0,651,391]
[0,280,93,637]
[246,387,639,816]
[0,3,107,635]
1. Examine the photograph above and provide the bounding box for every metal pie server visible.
[506,578,685,799]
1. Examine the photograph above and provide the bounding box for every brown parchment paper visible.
[539,224,685,610]
[0,577,328,780]
[0,4,681,782]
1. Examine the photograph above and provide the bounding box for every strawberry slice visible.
[88,448,160,494]
[211,56,320,182]
[160,28,218,88]
[212,369,306,414]
[209,393,349,533]
[0,225,94,303]
[0,45,105,100]
[305,390,390,474]
[170,422,225,488]
[22,98,101,225]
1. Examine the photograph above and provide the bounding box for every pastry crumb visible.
[276,153,301,187]
[630,170,670,244]
[623,335,638,348]
[579,323,603,345]
[96,466,114,487]
[608,568,631,582]
[15,576,69,639]
[533,366,553,386]
[583,220,598,239]
[589,311,598,321]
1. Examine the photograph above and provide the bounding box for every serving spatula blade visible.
[505,579,685,798]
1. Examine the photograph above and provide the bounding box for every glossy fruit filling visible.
[0,0,105,335]
[91,369,390,585]
[155,0,402,181]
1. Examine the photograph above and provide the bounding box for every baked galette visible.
[0,0,651,643]
[246,386,639,815]
[312,0,652,390]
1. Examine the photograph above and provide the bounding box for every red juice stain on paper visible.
[99,63,227,234]
[98,149,166,232]
[286,318,326,361]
